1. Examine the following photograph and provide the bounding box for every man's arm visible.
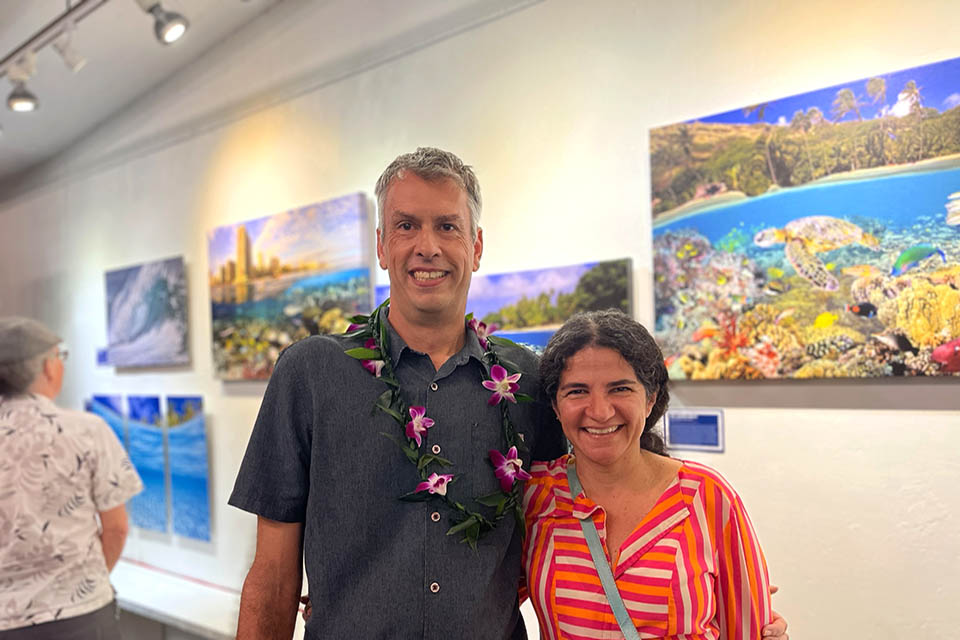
[98,504,129,571]
[236,517,304,640]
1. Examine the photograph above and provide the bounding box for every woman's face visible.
[553,345,656,470]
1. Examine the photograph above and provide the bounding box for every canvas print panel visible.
[90,394,125,447]
[208,193,372,380]
[167,396,210,541]
[651,56,960,380]
[376,259,632,351]
[105,256,189,367]
[126,395,167,532]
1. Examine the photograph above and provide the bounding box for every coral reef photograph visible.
[651,56,960,380]
[207,193,372,380]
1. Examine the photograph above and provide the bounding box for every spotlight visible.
[147,3,189,44]
[53,22,87,73]
[8,82,38,113]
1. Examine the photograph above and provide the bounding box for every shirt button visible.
[429,582,440,593]
[431,444,441,455]
[430,511,441,522]
[430,382,438,391]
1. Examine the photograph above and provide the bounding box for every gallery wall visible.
[0,0,958,637]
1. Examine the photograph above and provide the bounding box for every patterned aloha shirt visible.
[0,393,143,631]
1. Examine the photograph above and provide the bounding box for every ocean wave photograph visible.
[104,256,189,368]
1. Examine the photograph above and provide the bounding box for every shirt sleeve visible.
[228,341,315,522]
[90,417,143,512]
[531,388,567,462]
[714,482,772,640]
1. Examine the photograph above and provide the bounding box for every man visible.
[230,148,788,638]
[0,317,142,639]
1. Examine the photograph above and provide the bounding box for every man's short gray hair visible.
[0,353,45,396]
[374,147,482,239]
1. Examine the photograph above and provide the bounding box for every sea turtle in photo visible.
[753,216,879,290]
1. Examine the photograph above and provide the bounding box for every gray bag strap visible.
[567,461,642,640]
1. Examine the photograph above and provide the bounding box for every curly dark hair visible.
[539,309,669,455]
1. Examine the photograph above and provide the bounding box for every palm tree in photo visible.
[832,88,864,121]
[742,102,780,187]
[790,110,814,178]
[866,77,887,106]
[901,80,926,159]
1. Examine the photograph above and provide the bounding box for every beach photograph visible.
[376,258,631,351]
[651,56,960,380]
[207,193,372,380]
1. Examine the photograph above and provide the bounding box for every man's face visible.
[377,172,483,322]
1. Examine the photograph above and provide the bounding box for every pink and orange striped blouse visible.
[522,455,771,640]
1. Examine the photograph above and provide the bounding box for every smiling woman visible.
[523,310,784,640]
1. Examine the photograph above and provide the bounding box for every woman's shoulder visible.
[529,455,571,483]
[677,459,744,504]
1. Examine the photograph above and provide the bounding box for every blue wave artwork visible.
[166,396,210,541]
[105,255,189,367]
[126,395,168,532]
[90,394,125,448]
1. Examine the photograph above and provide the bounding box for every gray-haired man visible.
[0,317,142,638]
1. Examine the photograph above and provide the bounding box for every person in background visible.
[0,317,143,639]
[524,309,783,639]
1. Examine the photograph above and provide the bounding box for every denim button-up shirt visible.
[230,310,565,639]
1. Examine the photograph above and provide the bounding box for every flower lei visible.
[343,299,532,549]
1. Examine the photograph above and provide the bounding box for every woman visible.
[524,309,773,639]
[0,317,142,639]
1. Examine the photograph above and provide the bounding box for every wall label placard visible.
[665,408,724,452]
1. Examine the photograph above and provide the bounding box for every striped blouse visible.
[522,455,771,640]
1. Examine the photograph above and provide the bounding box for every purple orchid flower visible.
[405,406,435,447]
[347,323,364,332]
[489,446,531,492]
[469,317,499,350]
[361,337,385,378]
[415,472,454,496]
[481,364,521,405]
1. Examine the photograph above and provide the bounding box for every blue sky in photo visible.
[695,56,960,125]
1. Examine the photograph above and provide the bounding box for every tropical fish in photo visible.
[716,274,728,285]
[767,266,784,279]
[813,311,838,329]
[825,262,836,271]
[947,203,960,226]
[845,302,877,318]
[763,279,789,295]
[691,322,719,342]
[753,216,879,290]
[843,264,884,279]
[931,337,960,373]
[775,308,795,325]
[889,244,947,276]
[871,332,918,354]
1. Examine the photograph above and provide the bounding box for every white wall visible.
[1,1,958,637]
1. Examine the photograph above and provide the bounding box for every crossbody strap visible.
[567,461,642,640]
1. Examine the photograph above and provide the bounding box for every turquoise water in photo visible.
[653,168,960,250]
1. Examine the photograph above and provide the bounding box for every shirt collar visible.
[382,305,487,368]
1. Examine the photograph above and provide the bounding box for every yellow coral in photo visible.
[879,280,960,347]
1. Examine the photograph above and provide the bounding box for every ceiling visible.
[0,0,285,181]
